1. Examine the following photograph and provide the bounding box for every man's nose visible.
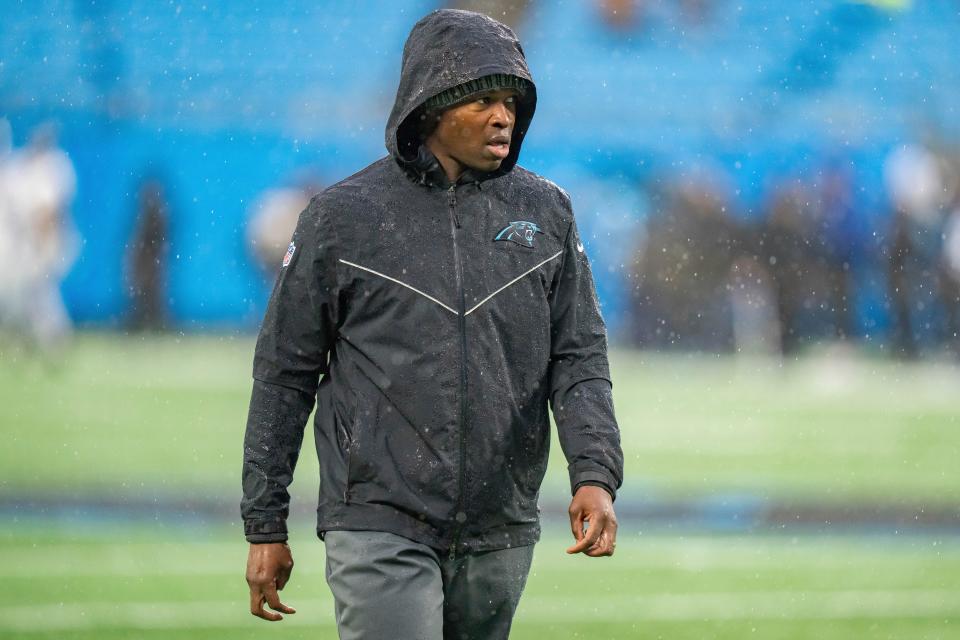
[490,101,514,128]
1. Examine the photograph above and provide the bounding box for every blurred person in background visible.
[449,0,531,31]
[814,160,860,344]
[757,172,859,357]
[245,173,321,283]
[241,9,622,639]
[630,174,744,351]
[125,176,170,332]
[758,182,819,355]
[598,0,645,31]
[938,156,960,357]
[0,122,77,355]
[726,249,782,356]
[595,0,715,35]
[883,143,948,359]
[0,120,18,336]
[678,0,714,25]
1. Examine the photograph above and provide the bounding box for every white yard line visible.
[0,561,327,577]
[0,599,333,631]
[3,590,959,631]
[2,539,957,576]
[517,589,960,623]
[517,590,960,622]
[0,546,326,578]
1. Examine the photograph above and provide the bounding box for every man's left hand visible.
[566,485,618,557]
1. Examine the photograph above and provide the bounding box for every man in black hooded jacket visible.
[242,9,623,638]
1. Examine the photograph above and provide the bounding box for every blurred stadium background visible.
[2,0,959,638]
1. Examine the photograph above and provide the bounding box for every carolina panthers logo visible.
[494,221,542,248]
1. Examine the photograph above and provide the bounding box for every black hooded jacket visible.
[242,9,623,555]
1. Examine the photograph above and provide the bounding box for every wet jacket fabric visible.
[242,9,623,555]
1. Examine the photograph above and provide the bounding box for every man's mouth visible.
[485,136,511,159]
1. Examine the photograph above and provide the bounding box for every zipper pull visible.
[448,543,456,561]
[448,185,461,228]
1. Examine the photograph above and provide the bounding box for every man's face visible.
[425,89,518,176]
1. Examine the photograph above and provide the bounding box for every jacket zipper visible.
[447,183,467,560]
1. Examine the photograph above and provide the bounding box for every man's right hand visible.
[246,542,296,621]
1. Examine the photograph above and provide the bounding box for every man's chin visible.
[470,157,504,173]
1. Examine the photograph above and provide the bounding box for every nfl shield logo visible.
[282,242,296,267]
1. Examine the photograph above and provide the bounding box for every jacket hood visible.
[385,9,537,180]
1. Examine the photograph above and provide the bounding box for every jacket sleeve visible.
[547,211,624,500]
[241,197,338,542]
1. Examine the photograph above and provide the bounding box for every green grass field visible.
[1,334,959,638]
[3,334,958,502]
[2,527,958,639]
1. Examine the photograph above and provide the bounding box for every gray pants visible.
[324,531,534,640]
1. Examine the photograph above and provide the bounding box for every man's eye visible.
[477,96,491,105]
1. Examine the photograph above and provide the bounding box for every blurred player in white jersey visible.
[0,122,78,354]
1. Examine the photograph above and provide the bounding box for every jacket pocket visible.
[343,389,360,503]
[343,387,376,503]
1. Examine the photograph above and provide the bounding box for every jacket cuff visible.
[244,519,288,543]
[570,469,618,501]
[574,480,616,501]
